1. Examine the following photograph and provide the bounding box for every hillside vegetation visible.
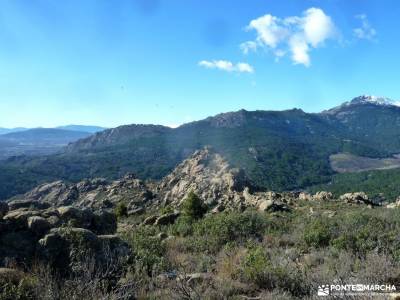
[2,96,400,200]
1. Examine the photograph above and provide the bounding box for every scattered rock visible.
[4,210,41,229]
[257,200,289,212]
[154,212,180,226]
[127,207,145,216]
[178,272,212,286]
[313,191,333,201]
[339,192,372,205]
[257,200,274,211]
[211,204,225,214]
[8,199,50,211]
[298,192,312,201]
[142,215,158,226]
[157,232,168,240]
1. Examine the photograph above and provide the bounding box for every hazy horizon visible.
[0,94,398,129]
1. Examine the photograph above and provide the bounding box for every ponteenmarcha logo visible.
[317,283,397,297]
[317,285,330,296]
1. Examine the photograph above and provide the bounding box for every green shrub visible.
[188,210,267,253]
[303,220,331,248]
[241,245,271,286]
[124,226,167,275]
[114,202,128,219]
[168,215,194,237]
[181,191,207,220]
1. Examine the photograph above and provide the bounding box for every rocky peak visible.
[348,95,400,106]
[66,124,172,151]
[323,95,400,115]
[205,109,248,128]
[158,146,253,207]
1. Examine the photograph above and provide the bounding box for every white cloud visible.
[198,60,254,73]
[241,7,337,66]
[289,34,310,66]
[353,14,376,40]
[240,41,258,54]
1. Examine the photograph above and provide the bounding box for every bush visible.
[181,191,207,220]
[188,210,267,253]
[241,245,271,286]
[303,220,331,248]
[124,226,167,275]
[114,202,128,219]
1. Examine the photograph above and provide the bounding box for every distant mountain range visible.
[1,95,400,200]
[0,125,106,135]
[0,125,106,160]
[0,127,29,135]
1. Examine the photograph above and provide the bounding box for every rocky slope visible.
[8,147,384,217]
[6,95,400,200]
[0,200,130,275]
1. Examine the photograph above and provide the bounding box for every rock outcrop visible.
[339,192,373,205]
[0,202,128,273]
[157,147,254,210]
[9,174,154,212]
[4,147,381,220]
[387,197,400,208]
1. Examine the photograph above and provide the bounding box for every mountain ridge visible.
[1,95,400,200]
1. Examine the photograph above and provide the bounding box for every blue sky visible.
[0,0,398,128]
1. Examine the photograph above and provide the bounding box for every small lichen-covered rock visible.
[257,200,274,211]
[142,215,158,226]
[154,212,180,226]
[313,191,333,201]
[257,200,290,212]
[298,192,312,201]
[127,207,144,216]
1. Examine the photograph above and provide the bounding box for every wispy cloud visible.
[198,60,254,73]
[353,14,377,41]
[240,7,337,67]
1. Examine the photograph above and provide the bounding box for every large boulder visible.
[257,200,290,212]
[38,227,130,275]
[38,227,101,273]
[27,216,51,235]
[7,199,50,211]
[387,197,400,209]
[3,209,41,229]
[298,192,312,201]
[339,192,372,205]
[313,191,333,201]
[57,206,94,228]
